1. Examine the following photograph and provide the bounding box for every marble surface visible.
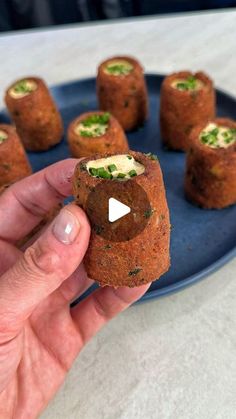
[0,10,236,419]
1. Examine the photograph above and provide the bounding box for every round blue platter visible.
[1,74,235,302]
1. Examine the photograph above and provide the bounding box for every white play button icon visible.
[108,197,131,223]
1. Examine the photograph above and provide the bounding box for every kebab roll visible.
[5,77,63,151]
[0,124,32,188]
[160,71,215,151]
[73,151,170,287]
[185,118,236,209]
[97,56,148,131]
[68,111,129,157]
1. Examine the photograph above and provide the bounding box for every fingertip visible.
[65,203,91,234]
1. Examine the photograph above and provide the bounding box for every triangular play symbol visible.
[108,197,131,223]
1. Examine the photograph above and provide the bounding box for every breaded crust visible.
[73,150,170,287]
[160,71,215,151]
[185,118,236,209]
[5,77,63,151]
[0,124,32,187]
[97,56,148,131]
[67,111,129,157]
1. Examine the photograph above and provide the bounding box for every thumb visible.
[0,204,90,341]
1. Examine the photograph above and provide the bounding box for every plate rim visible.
[2,73,236,302]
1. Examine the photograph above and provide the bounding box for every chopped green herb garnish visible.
[82,112,110,127]
[127,155,132,160]
[106,63,133,76]
[94,127,106,136]
[222,131,229,138]
[97,167,113,179]
[200,126,236,148]
[211,128,219,136]
[224,136,234,144]
[89,167,98,176]
[176,76,197,91]
[129,170,137,177]
[13,80,33,94]
[176,82,188,91]
[104,244,112,250]
[128,268,142,276]
[80,130,94,137]
[117,172,126,179]
[108,164,117,173]
[79,112,110,137]
[0,135,7,144]
[144,208,154,219]
[145,152,158,161]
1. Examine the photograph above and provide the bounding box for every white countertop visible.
[0,10,236,419]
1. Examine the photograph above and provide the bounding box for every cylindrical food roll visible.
[160,71,215,151]
[68,111,129,157]
[5,77,63,151]
[96,56,148,131]
[0,124,32,188]
[185,118,236,209]
[73,151,170,287]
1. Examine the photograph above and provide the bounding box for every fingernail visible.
[52,209,80,244]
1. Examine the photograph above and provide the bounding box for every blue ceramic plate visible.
[1,74,235,302]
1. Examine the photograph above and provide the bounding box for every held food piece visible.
[68,111,129,157]
[5,77,63,151]
[185,118,236,209]
[160,71,215,151]
[97,56,148,131]
[0,124,32,187]
[73,151,170,287]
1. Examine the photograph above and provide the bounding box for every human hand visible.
[0,159,150,418]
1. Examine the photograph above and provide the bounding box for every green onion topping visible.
[200,126,236,148]
[176,76,198,91]
[106,63,133,76]
[108,164,117,173]
[117,172,126,179]
[89,166,113,179]
[0,135,7,144]
[79,112,110,138]
[128,169,137,177]
[13,80,33,94]
[144,208,154,219]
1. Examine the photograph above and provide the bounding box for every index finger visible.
[71,284,150,345]
[0,158,79,242]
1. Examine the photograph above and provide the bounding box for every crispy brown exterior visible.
[67,111,129,157]
[5,77,63,151]
[73,150,170,287]
[185,118,236,209]
[160,71,215,151]
[0,124,32,187]
[96,56,148,131]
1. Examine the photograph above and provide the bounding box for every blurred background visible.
[0,0,236,32]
